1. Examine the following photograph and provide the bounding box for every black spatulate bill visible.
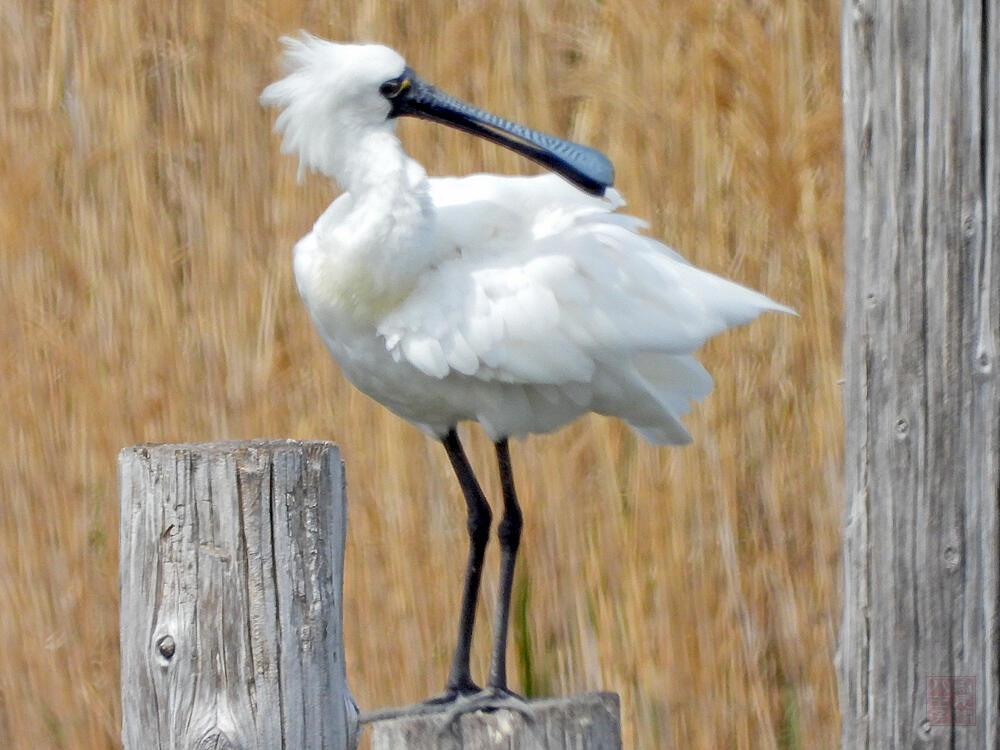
[384,67,614,198]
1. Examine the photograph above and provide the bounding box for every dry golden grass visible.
[0,1,843,747]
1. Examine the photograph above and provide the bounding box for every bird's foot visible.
[358,683,482,723]
[439,685,533,723]
[359,686,535,729]
[433,687,538,742]
[362,687,541,745]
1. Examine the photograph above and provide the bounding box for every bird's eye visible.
[380,77,409,99]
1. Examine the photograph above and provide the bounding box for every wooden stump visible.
[368,692,622,750]
[119,440,359,750]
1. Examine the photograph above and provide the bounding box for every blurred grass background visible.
[0,0,843,747]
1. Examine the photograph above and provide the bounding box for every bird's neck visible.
[340,130,435,267]
[309,131,437,324]
[334,128,410,195]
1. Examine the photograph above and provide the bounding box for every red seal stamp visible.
[928,676,975,726]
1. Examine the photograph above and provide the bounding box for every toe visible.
[439,688,536,727]
[359,684,482,724]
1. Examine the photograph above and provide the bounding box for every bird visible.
[261,33,793,719]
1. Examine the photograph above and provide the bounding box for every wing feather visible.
[377,173,791,400]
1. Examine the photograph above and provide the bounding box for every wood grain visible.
[839,1,999,746]
[119,441,358,749]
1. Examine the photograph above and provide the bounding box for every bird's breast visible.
[293,231,418,332]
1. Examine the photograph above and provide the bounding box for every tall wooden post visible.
[119,441,358,749]
[839,1,999,747]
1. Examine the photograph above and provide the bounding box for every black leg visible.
[487,438,523,691]
[441,429,492,695]
[359,433,534,726]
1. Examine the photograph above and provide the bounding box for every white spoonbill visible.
[261,33,792,717]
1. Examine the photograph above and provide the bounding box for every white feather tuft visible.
[260,35,406,181]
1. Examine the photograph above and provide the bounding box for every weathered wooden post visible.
[119,441,359,749]
[839,1,999,747]
[367,692,622,749]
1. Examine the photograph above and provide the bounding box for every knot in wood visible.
[155,635,176,661]
[975,348,992,376]
[961,212,976,242]
[195,728,241,750]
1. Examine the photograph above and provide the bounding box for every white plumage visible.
[261,34,792,448]
[262,32,794,717]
